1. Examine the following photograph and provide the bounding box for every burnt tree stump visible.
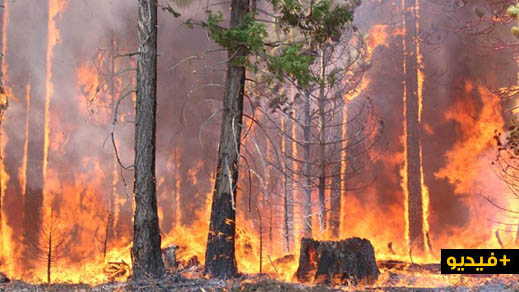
[295,237,379,285]
[161,245,178,270]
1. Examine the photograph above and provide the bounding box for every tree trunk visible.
[303,90,312,238]
[173,147,179,226]
[204,0,249,279]
[282,114,294,252]
[131,0,165,281]
[329,104,342,238]
[47,228,52,283]
[318,48,327,233]
[403,0,425,251]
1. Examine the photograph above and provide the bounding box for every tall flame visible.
[401,0,429,252]
[415,0,430,251]
[0,0,14,278]
[44,0,66,185]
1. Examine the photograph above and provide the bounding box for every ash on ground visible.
[0,266,518,292]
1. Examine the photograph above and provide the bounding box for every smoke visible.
[0,0,518,283]
[0,0,227,281]
[354,0,516,254]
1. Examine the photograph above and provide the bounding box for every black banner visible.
[441,249,519,274]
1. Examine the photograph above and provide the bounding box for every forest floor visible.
[0,266,518,292]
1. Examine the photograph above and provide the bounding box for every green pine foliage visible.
[266,44,315,87]
[205,12,268,54]
[165,0,355,88]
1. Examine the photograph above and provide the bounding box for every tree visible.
[26,210,71,284]
[402,0,426,252]
[196,0,356,278]
[247,9,385,242]
[131,0,165,281]
[262,86,381,239]
[203,0,249,279]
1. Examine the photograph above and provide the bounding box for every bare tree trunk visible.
[282,104,295,253]
[303,91,312,238]
[258,208,263,274]
[318,48,327,232]
[131,0,165,281]
[329,104,342,238]
[173,147,179,226]
[283,150,290,251]
[282,114,294,252]
[204,0,249,279]
[269,196,273,252]
[403,0,424,251]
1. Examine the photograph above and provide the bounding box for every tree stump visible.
[295,237,379,285]
[161,245,178,270]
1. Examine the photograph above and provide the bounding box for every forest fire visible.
[0,0,518,290]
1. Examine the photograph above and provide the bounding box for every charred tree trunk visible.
[131,0,165,281]
[403,0,425,251]
[303,90,313,238]
[204,0,249,279]
[102,213,112,260]
[23,2,48,267]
